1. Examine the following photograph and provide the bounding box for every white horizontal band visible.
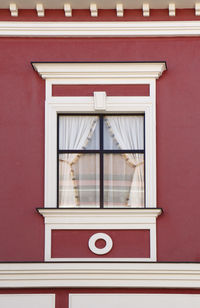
[1,263,200,288]
[1,21,200,37]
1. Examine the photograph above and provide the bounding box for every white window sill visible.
[38,208,162,228]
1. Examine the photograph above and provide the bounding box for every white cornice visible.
[1,21,200,37]
[1,263,200,288]
[38,208,162,228]
[32,62,166,81]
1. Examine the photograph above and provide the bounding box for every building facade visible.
[1,1,200,307]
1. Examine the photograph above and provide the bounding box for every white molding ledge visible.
[1,21,200,37]
[38,208,162,228]
[32,62,166,80]
[1,263,200,288]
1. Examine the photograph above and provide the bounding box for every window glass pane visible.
[59,115,99,150]
[104,154,144,208]
[104,115,144,150]
[59,154,99,208]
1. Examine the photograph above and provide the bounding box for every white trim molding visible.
[1,263,200,288]
[38,208,162,226]
[143,3,150,17]
[32,62,166,80]
[36,3,45,17]
[195,3,200,16]
[9,4,18,17]
[2,21,200,37]
[64,3,72,17]
[116,4,124,17]
[38,208,162,262]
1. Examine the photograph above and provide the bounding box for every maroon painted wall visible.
[0,36,200,261]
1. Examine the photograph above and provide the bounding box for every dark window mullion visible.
[58,150,100,154]
[58,149,144,154]
[58,150,145,154]
[100,115,104,208]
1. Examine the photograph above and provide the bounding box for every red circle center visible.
[95,239,106,249]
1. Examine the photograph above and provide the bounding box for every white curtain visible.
[105,116,144,207]
[59,116,98,207]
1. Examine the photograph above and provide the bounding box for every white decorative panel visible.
[69,294,200,308]
[0,294,55,308]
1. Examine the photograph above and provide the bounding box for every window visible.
[32,62,166,210]
[33,62,166,262]
[58,114,144,208]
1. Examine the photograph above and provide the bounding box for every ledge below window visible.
[37,208,162,229]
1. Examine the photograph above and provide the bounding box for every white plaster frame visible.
[38,208,162,261]
[33,62,166,262]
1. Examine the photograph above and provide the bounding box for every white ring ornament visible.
[88,233,113,255]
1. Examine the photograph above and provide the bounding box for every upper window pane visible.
[104,115,144,150]
[59,115,99,150]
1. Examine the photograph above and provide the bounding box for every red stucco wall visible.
[0,36,200,261]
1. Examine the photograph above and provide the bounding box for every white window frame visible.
[49,96,151,208]
[33,62,166,262]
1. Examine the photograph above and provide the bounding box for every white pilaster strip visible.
[169,3,176,16]
[64,3,72,17]
[143,3,150,17]
[195,3,200,16]
[90,3,98,17]
[116,3,124,17]
[36,3,45,17]
[9,3,18,17]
